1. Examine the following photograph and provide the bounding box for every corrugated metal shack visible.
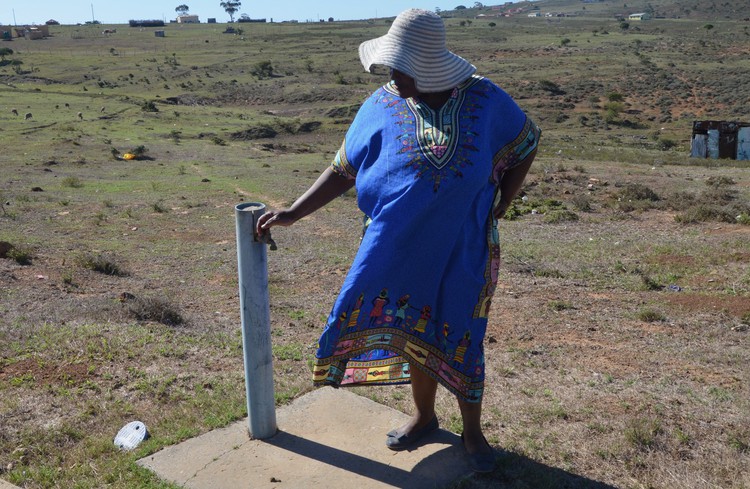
[691,121,750,160]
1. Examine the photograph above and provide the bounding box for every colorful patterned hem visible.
[312,327,485,403]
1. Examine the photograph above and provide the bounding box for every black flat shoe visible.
[461,434,496,473]
[385,415,439,451]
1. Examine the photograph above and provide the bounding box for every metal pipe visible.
[235,202,277,439]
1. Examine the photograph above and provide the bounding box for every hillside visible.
[458,0,750,20]
[0,16,748,489]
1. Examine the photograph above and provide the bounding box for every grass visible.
[0,5,749,489]
[77,253,127,276]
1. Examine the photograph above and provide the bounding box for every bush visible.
[674,205,737,224]
[543,209,579,223]
[141,100,159,112]
[78,253,126,276]
[572,194,592,212]
[251,60,274,79]
[539,79,564,95]
[657,138,678,151]
[61,176,83,188]
[127,295,184,326]
[7,246,33,265]
[637,309,666,322]
[618,183,660,202]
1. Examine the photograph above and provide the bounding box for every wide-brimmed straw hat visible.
[359,9,476,93]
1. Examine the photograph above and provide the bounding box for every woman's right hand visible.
[256,209,296,237]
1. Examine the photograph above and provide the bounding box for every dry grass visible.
[1,6,749,489]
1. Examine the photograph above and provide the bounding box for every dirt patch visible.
[663,293,750,318]
[0,358,94,386]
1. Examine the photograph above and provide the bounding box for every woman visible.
[257,9,539,473]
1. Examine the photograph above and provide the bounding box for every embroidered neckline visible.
[384,76,481,172]
[380,76,485,192]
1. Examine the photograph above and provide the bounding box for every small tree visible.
[0,47,13,61]
[175,4,189,15]
[220,1,242,22]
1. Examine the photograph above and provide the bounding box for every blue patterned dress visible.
[313,75,540,402]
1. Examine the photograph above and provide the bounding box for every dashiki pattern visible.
[313,75,540,402]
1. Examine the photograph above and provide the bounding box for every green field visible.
[1,4,749,488]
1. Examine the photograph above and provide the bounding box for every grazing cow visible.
[100,106,106,112]
[64,103,70,108]
[24,112,32,120]
[11,108,18,116]
[77,112,83,120]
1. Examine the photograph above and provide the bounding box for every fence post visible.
[235,202,277,439]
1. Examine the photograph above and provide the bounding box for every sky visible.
[3,1,486,25]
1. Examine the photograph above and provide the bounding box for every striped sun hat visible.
[359,9,476,93]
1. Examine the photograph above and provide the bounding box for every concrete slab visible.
[0,480,22,489]
[138,387,474,488]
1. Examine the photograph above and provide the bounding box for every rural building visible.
[177,15,200,24]
[12,25,50,40]
[528,12,541,17]
[207,18,217,23]
[628,13,651,20]
[691,121,750,160]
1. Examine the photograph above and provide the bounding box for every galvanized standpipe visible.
[235,202,277,439]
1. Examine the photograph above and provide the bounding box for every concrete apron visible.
[138,387,475,488]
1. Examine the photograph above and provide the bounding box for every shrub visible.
[61,176,83,188]
[141,100,159,112]
[706,176,735,187]
[78,253,126,276]
[251,60,274,79]
[127,295,184,326]
[657,138,678,151]
[539,79,564,95]
[572,194,592,212]
[674,205,736,224]
[638,309,666,322]
[618,183,660,202]
[624,417,662,449]
[543,209,579,223]
[131,145,149,157]
[7,246,33,265]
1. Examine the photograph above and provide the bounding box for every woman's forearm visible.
[257,167,355,235]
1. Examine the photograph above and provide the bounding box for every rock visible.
[0,242,13,258]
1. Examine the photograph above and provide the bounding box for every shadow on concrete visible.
[470,449,621,489]
[264,429,467,488]
[264,429,619,489]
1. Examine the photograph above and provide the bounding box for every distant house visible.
[628,12,651,20]
[46,19,60,25]
[177,15,200,24]
[528,12,541,17]
[691,121,750,160]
